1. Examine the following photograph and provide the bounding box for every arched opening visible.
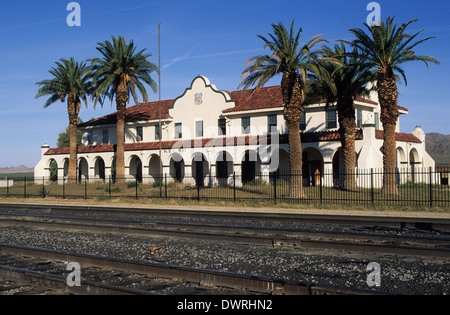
[63,159,69,178]
[129,155,143,182]
[302,147,323,187]
[216,151,233,186]
[148,154,162,182]
[170,153,185,183]
[192,153,209,187]
[94,157,106,181]
[78,158,89,182]
[396,147,407,184]
[409,148,420,183]
[48,159,58,182]
[110,157,116,182]
[241,150,261,184]
[332,148,344,187]
[397,147,407,169]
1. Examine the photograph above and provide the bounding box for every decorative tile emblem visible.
[194,93,203,105]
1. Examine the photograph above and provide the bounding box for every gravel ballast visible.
[0,223,448,295]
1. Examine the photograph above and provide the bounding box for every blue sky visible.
[0,0,448,168]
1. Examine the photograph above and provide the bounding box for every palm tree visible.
[36,58,92,182]
[346,17,440,194]
[89,36,158,182]
[309,43,376,190]
[239,21,329,198]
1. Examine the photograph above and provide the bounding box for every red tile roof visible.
[44,130,364,156]
[375,130,422,143]
[45,145,116,155]
[78,99,174,128]
[224,86,284,113]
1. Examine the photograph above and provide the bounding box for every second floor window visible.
[102,129,109,144]
[196,121,203,137]
[300,114,307,131]
[357,109,363,129]
[136,126,143,142]
[218,118,226,136]
[326,109,337,129]
[242,117,250,135]
[175,123,182,139]
[268,114,277,133]
[87,131,93,146]
[155,125,160,140]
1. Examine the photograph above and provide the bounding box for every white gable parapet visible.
[169,76,235,140]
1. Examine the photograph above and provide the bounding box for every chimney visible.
[413,126,425,143]
[41,144,50,157]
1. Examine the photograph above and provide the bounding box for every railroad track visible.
[0,203,449,295]
[0,205,449,259]
[0,243,383,295]
[1,202,450,231]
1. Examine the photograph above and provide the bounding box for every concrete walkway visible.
[1,198,450,219]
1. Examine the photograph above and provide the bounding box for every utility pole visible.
[158,22,163,197]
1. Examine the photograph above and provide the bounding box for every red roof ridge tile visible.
[375,130,421,143]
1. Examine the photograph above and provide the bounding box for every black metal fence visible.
[1,167,449,207]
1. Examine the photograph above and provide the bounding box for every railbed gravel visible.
[0,224,449,295]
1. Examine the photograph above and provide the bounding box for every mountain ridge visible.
[426,132,450,165]
[0,165,34,174]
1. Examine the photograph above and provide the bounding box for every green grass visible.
[0,172,34,180]
[0,177,449,212]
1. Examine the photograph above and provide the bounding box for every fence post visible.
[233,172,236,202]
[109,176,112,199]
[6,177,9,197]
[320,172,323,205]
[273,172,277,205]
[165,173,168,200]
[429,167,433,207]
[24,177,27,198]
[63,178,65,199]
[371,169,374,205]
[136,179,138,200]
[84,178,87,200]
[197,180,200,202]
[42,177,45,198]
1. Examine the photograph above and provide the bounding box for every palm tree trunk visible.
[115,76,129,183]
[337,97,357,190]
[378,68,399,195]
[282,72,306,199]
[67,95,79,183]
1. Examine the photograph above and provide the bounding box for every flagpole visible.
[158,22,162,197]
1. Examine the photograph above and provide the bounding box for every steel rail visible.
[0,215,449,258]
[1,202,449,231]
[1,212,449,248]
[0,264,152,295]
[0,243,385,295]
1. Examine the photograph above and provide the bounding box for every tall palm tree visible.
[239,21,329,198]
[89,36,158,182]
[36,58,92,182]
[309,43,376,190]
[346,17,440,194]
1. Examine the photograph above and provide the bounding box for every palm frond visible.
[89,35,158,107]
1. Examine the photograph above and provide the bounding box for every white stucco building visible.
[34,75,435,187]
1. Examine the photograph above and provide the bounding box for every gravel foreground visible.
[0,224,448,295]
